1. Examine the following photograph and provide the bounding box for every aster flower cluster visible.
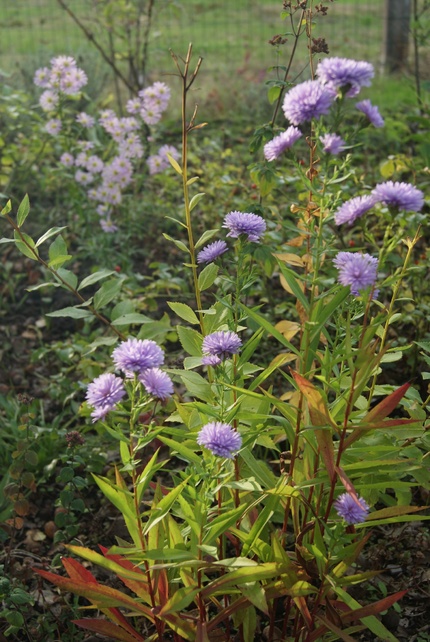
[85,338,173,422]
[334,180,424,227]
[35,61,178,232]
[196,210,266,266]
[272,57,384,161]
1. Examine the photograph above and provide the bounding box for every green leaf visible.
[78,269,116,291]
[167,302,199,325]
[159,587,200,616]
[157,436,202,467]
[189,192,205,212]
[1,199,12,216]
[203,505,248,545]
[56,267,78,290]
[111,313,151,326]
[36,226,68,247]
[241,304,300,356]
[175,369,214,402]
[198,263,219,291]
[17,194,30,227]
[166,152,182,175]
[48,234,68,263]
[162,233,190,254]
[177,326,203,356]
[47,306,92,319]
[14,230,38,260]
[268,85,282,104]
[93,278,122,310]
[195,228,220,250]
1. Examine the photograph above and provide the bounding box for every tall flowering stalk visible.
[169,44,206,332]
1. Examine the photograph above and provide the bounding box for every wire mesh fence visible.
[1,1,387,85]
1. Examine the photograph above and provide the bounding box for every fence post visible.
[384,0,411,72]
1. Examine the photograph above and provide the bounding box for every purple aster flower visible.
[264,126,302,161]
[316,58,374,97]
[197,422,242,459]
[223,211,266,243]
[333,252,379,296]
[371,181,424,212]
[334,195,375,225]
[139,368,174,400]
[197,240,228,264]
[356,99,384,128]
[334,492,369,524]
[320,133,346,155]
[85,373,126,423]
[112,338,164,376]
[202,354,222,367]
[202,331,242,360]
[282,80,335,125]
[34,67,51,88]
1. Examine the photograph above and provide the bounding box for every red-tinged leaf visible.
[365,505,427,520]
[343,417,420,449]
[98,546,150,600]
[293,595,313,630]
[364,383,410,423]
[291,371,336,429]
[62,557,97,583]
[66,545,149,584]
[206,597,249,632]
[335,467,358,496]
[34,569,154,620]
[341,590,408,624]
[61,557,137,634]
[157,568,169,605]
[72,618,145,642]
[315,427,336,482]
[315,615,357,642]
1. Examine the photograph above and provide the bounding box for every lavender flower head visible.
[282,80,335,125]
[333,252,379,296]
[202,331,242,361]
[371,181,424,212]
[223,211,266,243]
[334,492,369,524]
[201,354,222,367]
[356,99,384,128]
[316,58,374,97]
[320,133,346,155]
[86,373,126,423]
[334,195,375,226]
[139,368,173,400]
[264,126,302,161]
[197,422,242,459]
[197,240,228,264]
[112,338,164,376]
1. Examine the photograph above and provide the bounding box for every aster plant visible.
[27,9,429,642]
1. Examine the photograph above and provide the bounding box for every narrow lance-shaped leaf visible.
[72,619,145,642]
[17,194,30,227]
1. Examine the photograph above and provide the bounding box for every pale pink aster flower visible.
[45,118,62,135]
[34,67,51,88]
[100,219,119,233]
[60,152,74,167]
[39,89,59,112]
[76,112,95,128]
